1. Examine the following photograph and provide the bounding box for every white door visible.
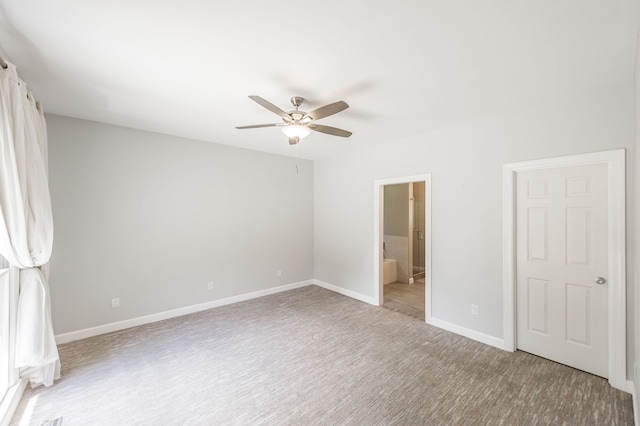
[516,163,608,377]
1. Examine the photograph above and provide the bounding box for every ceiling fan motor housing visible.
[290,96,304,108]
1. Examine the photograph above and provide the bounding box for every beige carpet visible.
[11,285,633,425]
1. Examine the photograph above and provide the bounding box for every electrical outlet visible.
[111,298,120,309]
[277,270,282,277]
[208,281,214,290]
[471,304,479,316]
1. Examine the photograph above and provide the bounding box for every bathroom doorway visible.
[373,174,431,321]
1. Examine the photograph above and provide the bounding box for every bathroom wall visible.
[383,183,409,282]
[383,183,409,236]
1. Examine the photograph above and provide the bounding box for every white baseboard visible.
[55,280,313,344]
[427,317,505,350]
[0,378,27,426]
[312,280,377,305]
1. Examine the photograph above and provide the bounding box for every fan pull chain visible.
[295,144,299,174]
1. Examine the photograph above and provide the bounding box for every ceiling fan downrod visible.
[290,96,304,109]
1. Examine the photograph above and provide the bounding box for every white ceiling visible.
[0,0,638,160]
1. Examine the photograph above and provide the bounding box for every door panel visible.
[566,208,590,264]
[526,277,549,335]
[527,208,548,260]
[565,283,591,345]
[516,163,608,377]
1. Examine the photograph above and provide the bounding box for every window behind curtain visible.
[0,254,10,402]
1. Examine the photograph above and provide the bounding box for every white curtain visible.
[0,58,59,387]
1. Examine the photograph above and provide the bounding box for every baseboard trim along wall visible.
[312,280,377,305]
[55,280,314,344]
[427,317,505,350]
[626,380,635,396]
[0,378,27,426]
[56,280,377,345]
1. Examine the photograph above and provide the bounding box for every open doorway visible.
[381,182,424,319]
[373,174,431,321]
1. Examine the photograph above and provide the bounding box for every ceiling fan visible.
[236,96,352,145]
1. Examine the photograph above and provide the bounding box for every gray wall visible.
[314,83,635,373]
[47,115,314,334]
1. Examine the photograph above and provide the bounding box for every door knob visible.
[594,277,606,285]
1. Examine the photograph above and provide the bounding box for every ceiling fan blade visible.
[235,123,280,129]
[304,101,349,120]
[308,124,352,138]
[248,95,289,118]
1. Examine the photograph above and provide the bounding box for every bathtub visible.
[383,258,397,285]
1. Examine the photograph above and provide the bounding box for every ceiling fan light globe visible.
[282,124,311,139]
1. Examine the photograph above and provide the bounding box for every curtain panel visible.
[0,58,59,387]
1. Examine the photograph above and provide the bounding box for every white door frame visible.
[502,149,627,391]
[0,266,24,425]
[373,174,432,321]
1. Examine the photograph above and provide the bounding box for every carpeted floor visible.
[11,285,633,425]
